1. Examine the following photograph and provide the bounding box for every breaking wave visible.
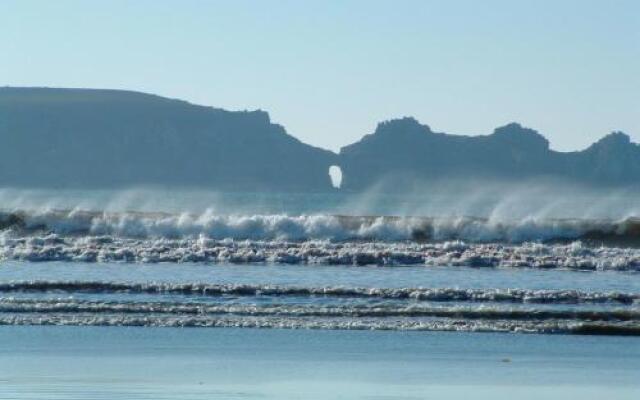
[1,233,640,270]
[4,209,640,269]
[1,280,638,335]
[2,314,638,335]
[0,297,637,335]
[3,208,640,244]
[1,281,638,304]
[1,298,639,321]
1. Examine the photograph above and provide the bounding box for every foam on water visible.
[0,298,638,321]
[0,275,638,334]
[0,314,548,333]
[1,195,639,336]
[0,308,638,335]
[1,281,637,304]
[0,291,638,334]
[4,208,640,243]
[3,209,640,269]
[1,232,640,270]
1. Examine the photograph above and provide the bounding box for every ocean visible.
[0,188,639,398]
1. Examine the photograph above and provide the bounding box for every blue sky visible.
[1,0,638,152]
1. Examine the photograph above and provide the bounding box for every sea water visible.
[0,189,638,397]
[0,327,638,399]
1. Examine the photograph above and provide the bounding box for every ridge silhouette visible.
[1,88,637,192]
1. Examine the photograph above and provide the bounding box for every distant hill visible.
[0,87,336,191]
[1,87,637,193]
[338,117,640,191]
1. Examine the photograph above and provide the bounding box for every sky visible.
[1,0,638,152]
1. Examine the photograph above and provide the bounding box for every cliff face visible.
[338,117,639,191]
[1,87,637,193]
[563,132,640,185]
[0,87,336,191]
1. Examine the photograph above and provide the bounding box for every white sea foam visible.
[2,208,640,243]
[1,281,637,304]
[1,233,639,269]
[3,209,640,269]
[0,298,637,321]
[0,281,638,334]
[0,313,637,335]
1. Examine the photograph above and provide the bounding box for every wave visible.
[0,313,638,335]
[1,281,638,304]
[1,233,640,269]
[4,209,640,269]
[1,298,638,322]
[2,282,638,335]
[4,208,640,244]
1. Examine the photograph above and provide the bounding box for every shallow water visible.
[0,326,638,399]
[0,261,637,334]
[0,261,638,291]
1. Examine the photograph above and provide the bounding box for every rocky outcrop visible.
[1,87,637,193]
[0,87,336,191]
[338,117,638,191]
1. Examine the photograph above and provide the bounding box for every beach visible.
[1,326,638,399]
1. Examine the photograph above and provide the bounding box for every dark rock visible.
[0,87,336,191]
[338,117,638,191]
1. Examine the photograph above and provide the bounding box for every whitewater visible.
[0,188,638,336]
[2,209,640,270]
